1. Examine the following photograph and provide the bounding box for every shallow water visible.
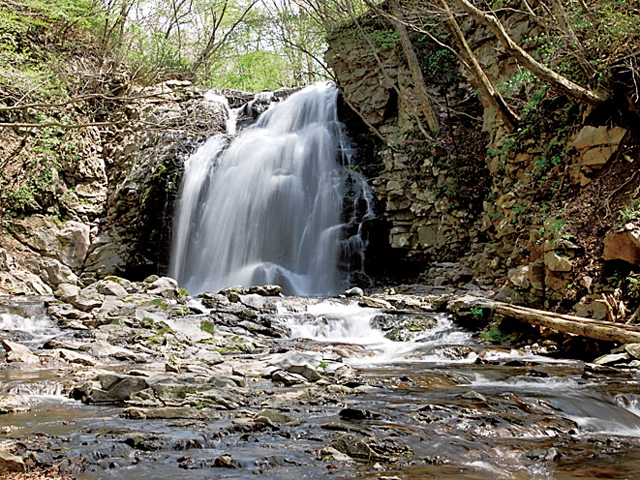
[0,297,639,479]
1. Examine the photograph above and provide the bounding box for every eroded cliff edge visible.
[327,1,640,317]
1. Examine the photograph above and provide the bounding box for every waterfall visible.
[169,82,370,296]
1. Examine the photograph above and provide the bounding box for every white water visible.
[170,83,362,296]
[279,299,475,365]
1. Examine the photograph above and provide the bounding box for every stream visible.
[1,293,640,479]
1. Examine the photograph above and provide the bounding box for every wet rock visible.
[73,373,148,403]
[330,434,386,462]
[0,451,25,473]
[344,287,364,297]
[248,285,282,296]
[255,409,300,426]
[339,408,377,420]
[321,422,372,436]
[214,454,240,468]
[319,446,354,463]
[370,313,437,341]
[624,343,640,359]
[220,285,246,302]
[1,340,39,364]
[460,391,487,402]
[288,364,322,382]
[144,277,178,298]
[272,370,308,386]
[335,365,356,384]
[528,447,559,462]
[268,350,323,370]
[200,293,231,309]
[594,352,631,365]
[59,348,98,366]
[97,280,128,297]
[0,395,31,414]
[124,406,220,419]
[124,432,163,451]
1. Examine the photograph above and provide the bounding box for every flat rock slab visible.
[124,406,220,420]
[0,451,25,472]
[1,340,39,364]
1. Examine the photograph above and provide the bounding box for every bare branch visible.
[455,0,608,106]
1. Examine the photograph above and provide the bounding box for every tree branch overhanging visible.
[454,0,609,106]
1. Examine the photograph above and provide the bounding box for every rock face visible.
[326,11,504,271]
[0,81,302,294]
[327,6,638,309]
[604,225,640,265]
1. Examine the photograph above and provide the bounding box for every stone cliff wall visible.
[0,80,231,294]
[328,4,640,314]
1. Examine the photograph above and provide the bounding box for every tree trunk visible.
[494,302,640,344]
[388,0,440,133]
[455,0,608,106]
[436,0,519,131]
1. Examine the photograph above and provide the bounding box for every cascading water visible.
[170,82,371,296]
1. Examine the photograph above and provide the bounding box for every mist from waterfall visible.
[169,82,368,296]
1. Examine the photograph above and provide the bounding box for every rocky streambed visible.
[0,278,639,479]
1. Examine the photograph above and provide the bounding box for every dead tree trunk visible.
[388,0,440,133]
[435,0,519,131]
[494,302,640,344]
[455,0,608,106]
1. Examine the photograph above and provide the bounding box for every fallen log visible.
[493,302,640,344]
[502,304,640,332]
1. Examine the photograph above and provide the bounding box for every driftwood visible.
[493,302,640,344]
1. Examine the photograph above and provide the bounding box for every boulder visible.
[271,370,308,386]
[624,343,640,359]
[268,351,323,370]
[247,285,282,296]
[145,277,178,298]
[97,280,128,297]
[330,434,386,461]
[59,349,98,366]
[572,125,627,169]
[0,395,31,414]
[58,221,90,268]
[544,251,572,272]
[0,451,25,473]
[70,292,103,312]
[508,265,530,289]
[54,283,81,302]
[604,225,640,265]
[1,340,39,364]
[28,256,79,287]
[214,454,241,468]
[73,373,148,403]
[594,352,630,365]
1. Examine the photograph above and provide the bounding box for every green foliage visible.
[200,320,216,335]
[373,28,400,49]
[177,287,189,298]
[142,317,155,327]
[423,49,457,85]
[153,299,168,311]
[619,200,640,223]
[480,325,516,344]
